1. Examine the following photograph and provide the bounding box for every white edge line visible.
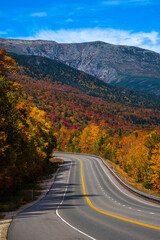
[55,153,158,215]
[56,158,96,240]
[97,158,158,207]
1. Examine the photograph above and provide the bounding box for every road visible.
[8,153,160,240]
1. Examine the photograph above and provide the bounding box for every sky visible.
[0,0,160,52]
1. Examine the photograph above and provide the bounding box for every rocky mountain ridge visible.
[0,38,160,95]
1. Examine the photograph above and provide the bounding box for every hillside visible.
[8,53,160,193]
[1,38,160,95]
[1,50,160,194]
[7,53,160,133]
[10,53,160,110]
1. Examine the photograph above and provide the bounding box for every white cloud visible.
[66,18,73,22]
[30,12,47,17]
[131,0,149,2]
[102,0,151,5]
[21,28,160,53]
[103,1,121,5]
[0,31,7,35]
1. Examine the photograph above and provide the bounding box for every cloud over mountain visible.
[23,28,160,53]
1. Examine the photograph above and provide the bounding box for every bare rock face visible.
[0,38,160,95]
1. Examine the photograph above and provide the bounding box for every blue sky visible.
[1,0,160,52]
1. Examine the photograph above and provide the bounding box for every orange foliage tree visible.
[0,49,57,197]
[150,143,160,192]
[0,48,19,78]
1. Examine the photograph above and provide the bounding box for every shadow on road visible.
[15,161,101,219]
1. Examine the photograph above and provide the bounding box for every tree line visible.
[0,49,56,197]
[1,48,159,197]
[57,125,160,193]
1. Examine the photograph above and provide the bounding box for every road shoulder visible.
[0,169,59,240]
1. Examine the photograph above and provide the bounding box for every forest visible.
[57,125,160,193]
[12,53,160,193]
[0,49,160,197]
[0,49,57,198]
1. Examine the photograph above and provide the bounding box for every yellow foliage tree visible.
[79,124,102,153]
[149,143,160,192]
[0,48,19,78]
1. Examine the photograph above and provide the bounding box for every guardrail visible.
[52,151,160,203]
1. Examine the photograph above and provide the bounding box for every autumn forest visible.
[0,48,160,201]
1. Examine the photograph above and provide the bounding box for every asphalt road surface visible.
[8,153,160,240]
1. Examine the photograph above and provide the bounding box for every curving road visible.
[8,153,160,240]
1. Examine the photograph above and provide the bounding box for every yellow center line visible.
[59,154,160,231]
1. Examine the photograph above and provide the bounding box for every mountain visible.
[0,38,160,95]
[1,50,160,198]
[10,53,160,110]
[6,53,160,133]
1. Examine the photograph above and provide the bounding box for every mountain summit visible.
[0,38,160,95]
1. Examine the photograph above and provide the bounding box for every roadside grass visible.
[0,158,63,213]
[105,159,160,197]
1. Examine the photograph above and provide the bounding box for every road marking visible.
[56,160,96,240]
[56,154,160,231]
[95,158,159,207]
[74,156,160,231]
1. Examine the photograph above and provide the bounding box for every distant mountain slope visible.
[1,38,160,95]
[10,53,160,110]
[9,60,160,133]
